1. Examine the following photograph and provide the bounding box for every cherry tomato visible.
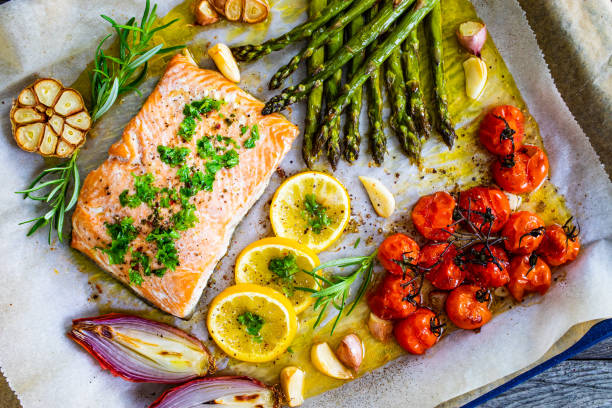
[536,221,581,266]
[463,244,510,287]
[445,284,492,330]
[378,233,420,276]
[507,253,552,302]
[502,211,545,254]
[479,105,525,156]
[458,187,511,233]
[419,243,465,290]
[411,192,457,241]
[492,145,549,194]
[367,274,421,320]
[394,308,442,355]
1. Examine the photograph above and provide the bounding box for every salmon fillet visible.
[71,54,299,318]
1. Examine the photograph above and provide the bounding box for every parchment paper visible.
[1,1,611,407]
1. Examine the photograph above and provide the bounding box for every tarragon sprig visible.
[18,1,181,243]
[298,249,377,334]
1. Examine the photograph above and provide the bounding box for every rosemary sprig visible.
[17,151,80,244]
[298,250,378,335]
[91,0,183,121]
[18,1,182,243]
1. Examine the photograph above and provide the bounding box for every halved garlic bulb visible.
[10,78,91,157]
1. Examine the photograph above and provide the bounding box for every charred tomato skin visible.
[458,186,511,233]
[411,191,457,241]
[492,145,549,194]
[479,105,525,156]
[536,224,581,266]
[419,243,465,290]
[465,244,510,288]
[507,254,552,302]
[367,274,421,320]
[378,233,420,276]
[445,284,492,330]
[502,211,545,255]
[394,308,440,355]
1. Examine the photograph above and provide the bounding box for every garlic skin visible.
[208,43,241,83]
[311,342,354,380]
[463,56,488,100]
[359,176,395,218]
[335,334,365,371]
[367,313,394,343]
[193,0,220,26]
[456,21,487,56]
[280,366,305,407]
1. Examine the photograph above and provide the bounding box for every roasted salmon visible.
[71,54,299,318]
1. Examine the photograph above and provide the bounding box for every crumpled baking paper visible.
[0,0,611,407]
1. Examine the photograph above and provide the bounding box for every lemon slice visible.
[270,171,350,253]
[207,284,297,362]
[235,237,320,314]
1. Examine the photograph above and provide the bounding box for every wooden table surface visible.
[1,1,611,407]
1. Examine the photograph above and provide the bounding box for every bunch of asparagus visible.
[232,0,456,168]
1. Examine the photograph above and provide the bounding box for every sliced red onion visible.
[69,313,215,383]
[149,376,281,408]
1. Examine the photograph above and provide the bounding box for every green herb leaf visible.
[237,311,264,343]
[158,145,190,167]
[302,194,331,234]
[243,124,260,149]
[146,228,180,271]
[269,254,299,279]
[102,217,138,265]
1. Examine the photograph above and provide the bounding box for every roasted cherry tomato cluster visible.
[368,183,581,356]
[480,105,550,194]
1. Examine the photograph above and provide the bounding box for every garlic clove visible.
[194,0,220,26]
[33,78,62,107]
[18,88,36,106]
[243,0,270,24]
[61,124,84,145]
[39,125,59,156]
[13,107,44,124]
[209,0,226,14]
[367,312,394,343]
[503,191,522,211]
[15,123,44,151]
[335,334,364,371]
[224,0,242,21]
[359,176,395,218]
[208,43,241,83]
[48,114,64,135]
[463,56,488,100]
[456,21,487,57]
[56,140,74,157]
[66,111,92,131]
[280,366,305,407]
[311,342,353,380]
[54,89,85,116]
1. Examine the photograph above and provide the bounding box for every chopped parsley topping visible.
[159,188,180,208]
[119,173,159,208]
[237,312,264,343]
[269,253,300,297]
[172,204,198,231]
[146,228,180,271]
[240,125,249,135]
[243,124,260,149]
[178,98,224,141]
[302,194,332,234]
[158,145,190,167]
[102,217,138,265]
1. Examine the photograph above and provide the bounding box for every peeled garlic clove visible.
[194,0,220,26]
[368,312,394,343]
[504,191,522,211]
[33,78,62,106]
[311,342,353,380]
[280,366,305,407]
[224,0,242,21]
[335,334,364,371]
[359,176,395,218]
[208,43,241,83]
[463,56,487,100]
[456,21,487,57]
[15,123,44,151]
[243,0,270,24]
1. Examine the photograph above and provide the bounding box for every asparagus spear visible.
[302,0,327,168]
[402,28,432,140]
[426,2,456,148]
[263,0,417,115]
[324,26,344,169]
[231,0,355,62]
[385,47,421,161]
[366,5,386,165]
[344,13,366,163]
[312,0,439,154]
[269,0,378,90]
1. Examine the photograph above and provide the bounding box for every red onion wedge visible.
[456,21,487,57]
[68,313,215,383]
[149,376,281,408]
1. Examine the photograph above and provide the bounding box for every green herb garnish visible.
[269,253,301,297]
[102,217,138,265]
[297,250,377,335]
[158,145,190,167]
[354,238,361,248]
[146,228,180,271]
[172,204,198,231]
[237,312,264,343]
[119,173,158,208]
[178,98,223,141]
[243,124,260,149]
[302,194,331,234]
